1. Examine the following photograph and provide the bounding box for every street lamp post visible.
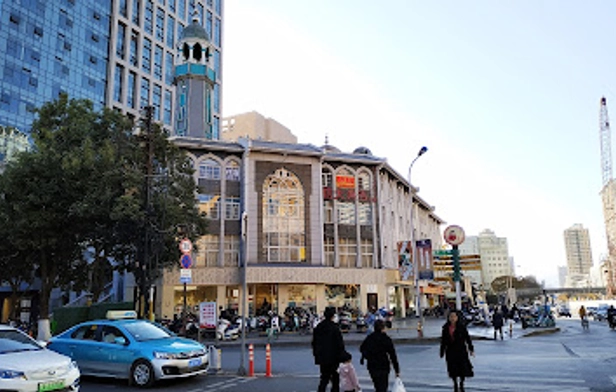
[408,146,428,328]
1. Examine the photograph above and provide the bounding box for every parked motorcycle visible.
[338,311,352,333]
[216,318,240,341]
[355,313,367,332]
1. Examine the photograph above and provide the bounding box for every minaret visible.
[174,10,217,139]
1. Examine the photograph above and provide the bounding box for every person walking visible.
[360,319,400,392]
[492,308,504,340]
[579,305,589,330]
[339,351,361,392]
[440,310,474,392]
[312,307,346,392]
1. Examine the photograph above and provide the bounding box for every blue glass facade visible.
[0,0,111,132]
[0,0,223,142]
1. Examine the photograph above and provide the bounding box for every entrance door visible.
[367,293,378,311]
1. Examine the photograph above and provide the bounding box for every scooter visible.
[216,318,240,340]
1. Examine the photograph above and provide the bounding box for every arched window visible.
[199,158,220,180]
[357,170,372,225]
[263,168,305,262]
[193,42,202,61]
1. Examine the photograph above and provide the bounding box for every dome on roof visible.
[321,144,341,153]
[353,146,372,155]
[181,19,210,41]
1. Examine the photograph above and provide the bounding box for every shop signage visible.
[199,302,217,328]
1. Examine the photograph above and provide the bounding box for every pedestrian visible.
[440,310,474,392]
[339,351,361,392]
[312,306,346,392]
[492,308,504,340]
[360,319,400,392]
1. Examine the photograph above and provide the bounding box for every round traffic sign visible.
[444,225,465,245]
[179,239,193,254]
[180,253,193,269]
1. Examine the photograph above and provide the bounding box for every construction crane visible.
[599,97,616,297]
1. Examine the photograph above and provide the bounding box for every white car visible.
[0,324,80,392]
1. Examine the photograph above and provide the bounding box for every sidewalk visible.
[203,317,560,348]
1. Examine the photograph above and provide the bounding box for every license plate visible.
[188,358,202,367]
[38,379,65,392]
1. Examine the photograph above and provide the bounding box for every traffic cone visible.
[248,344,254,377]
[265,343,272,377]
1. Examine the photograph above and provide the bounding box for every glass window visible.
[337,202,355,225]
[163,89,172,125]
[323,200,334,224]
[154,45,163,80]
[197,235,218,267]
[143,37,151,73]
[198,194,220,220]
[153,84,161,120]
[144,0,153,35]
[156,7,165,41]
[212,116,219,139]
[224,236,239,267]
[358,203,372,225]
[166,16,175,47]
[213,49,220,78]
[132,0,141,24]
[119,0,128,17]
[324,237,335,266]
[199,159,221,179]
[262,169,305,263]
[116,23,126,58]
[225,197,240,220]
[339,238,357,268]
[113,64,123,103]
[225,160,240,181]
[168,0,175,12]
[358,171,371,191]
[198,4,204,22]
[130,32,139,66]
[178,0,186,20]
[140,77,150,107]
[127,72,136,108]
[213,83,220,114]
[206,11,212,38]
[213,17,221,47]
[215,0,221,15]
[361,239,373,268]
[165,51,174,85]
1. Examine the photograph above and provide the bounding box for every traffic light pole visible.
[452,245,462,310]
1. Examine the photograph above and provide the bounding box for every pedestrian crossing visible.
[188,376,254,392]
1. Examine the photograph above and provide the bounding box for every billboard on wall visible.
[397,241,413,280]
[416,239,434,280]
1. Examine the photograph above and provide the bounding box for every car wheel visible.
[131,359,155,388]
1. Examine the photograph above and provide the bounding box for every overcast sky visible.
[221,1,616,287]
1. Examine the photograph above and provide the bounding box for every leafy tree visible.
[491,275,542,293]
[0,94,207,337]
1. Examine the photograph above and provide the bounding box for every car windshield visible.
[123,321,171,341]
[0,330,42,354]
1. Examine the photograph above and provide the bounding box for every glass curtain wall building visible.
[0,0,223,144]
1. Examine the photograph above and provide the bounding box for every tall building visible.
[460,229,512,288]
[0,0,223,148]
[563,223,593,287]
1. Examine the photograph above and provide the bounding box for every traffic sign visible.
[444,225,465,245]
[180,253,193,269]
[180,268,192,283]
[179,239,193,254]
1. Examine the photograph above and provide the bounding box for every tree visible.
[0,94,207,338]
[491,275,543,294]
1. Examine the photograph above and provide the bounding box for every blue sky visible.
[222,1,616,287]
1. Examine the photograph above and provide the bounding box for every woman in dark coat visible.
[440,310,474,392]
[360,319,400,392]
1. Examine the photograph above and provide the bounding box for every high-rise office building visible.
[563,223,593,287]
[0,0,223,147]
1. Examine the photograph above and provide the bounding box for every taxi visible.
[47,311,209,387]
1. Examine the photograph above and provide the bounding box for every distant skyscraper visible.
[563,223,593,287]
[0,0,223,150]
[461,229,511,287]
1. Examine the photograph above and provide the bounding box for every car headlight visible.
[154,351,179,359]
[0,369,26,379]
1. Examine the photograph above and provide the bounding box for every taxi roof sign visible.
[106,310,138,320]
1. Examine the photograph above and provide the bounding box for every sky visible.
[221,1,616,287]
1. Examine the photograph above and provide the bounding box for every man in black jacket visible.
[312,307,345,392]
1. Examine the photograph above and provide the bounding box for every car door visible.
[64,324,102,374]
[97,325,138,378]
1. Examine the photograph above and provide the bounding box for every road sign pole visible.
[182,282,187,336]
[453,245,462,310]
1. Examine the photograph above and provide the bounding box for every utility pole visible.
[140,105,154,319]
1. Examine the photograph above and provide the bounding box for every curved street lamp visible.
[408,146,428,325]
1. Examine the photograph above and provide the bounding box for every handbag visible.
[392,377,407,392]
